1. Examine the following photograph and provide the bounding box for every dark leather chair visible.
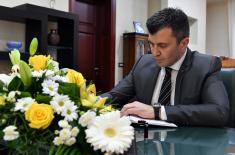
[219,68,235,128]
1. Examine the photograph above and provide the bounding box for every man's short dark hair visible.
[146,8,189,43]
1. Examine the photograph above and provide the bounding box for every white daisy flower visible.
[3,125,19,141]
[61,102,78,122]
[42,79,58,96]
[48,59,59,72]
[14,97,35,112]
[32,70,45,78]
[50,95,71,114]
[85,111,134,154]
[78,110,96,127]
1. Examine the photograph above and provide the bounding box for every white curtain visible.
[228,0,235,57]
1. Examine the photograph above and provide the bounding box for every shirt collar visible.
[169,48,187,71]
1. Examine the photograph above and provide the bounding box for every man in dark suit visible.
[102,8,229,126]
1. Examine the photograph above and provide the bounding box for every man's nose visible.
[151,46,160,56]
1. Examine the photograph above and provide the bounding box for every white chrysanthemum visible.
[61,102,78,122]
[50,95,71,114]
[71,127,79,137]
[85,111,134,154]
[65,137,76,146]
[3,125,19,141]
[53,136,63,145]
[14,97,35,112]
[51,75,68,82]
[42,79,58,96]
[32,70,45,78]
[45,70,55,78]
[6,91,21,103]
[58,120,71,129]
[59,128,71,141]
[79,110,96,127]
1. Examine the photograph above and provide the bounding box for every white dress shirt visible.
[151,49,187,120]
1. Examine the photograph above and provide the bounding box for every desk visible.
[126,127,235,155]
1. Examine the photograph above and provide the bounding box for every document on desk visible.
[129,115,177,128]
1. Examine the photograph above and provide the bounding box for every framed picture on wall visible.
[133,21,145,33]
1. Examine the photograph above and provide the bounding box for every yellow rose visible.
[29,55,50,71]
[66,69,85,87]
[25,103,54,129]
[0,96,6,106]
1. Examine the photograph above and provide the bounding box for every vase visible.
[48,29,60,46]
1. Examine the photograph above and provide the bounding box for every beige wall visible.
[206,1,229,56]
[115,0,148,83]
[148,0,161,17]
[168,0,207,53]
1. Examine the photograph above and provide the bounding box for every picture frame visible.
[133,21,145,33]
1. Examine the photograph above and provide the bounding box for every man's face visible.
[148,27,189,67]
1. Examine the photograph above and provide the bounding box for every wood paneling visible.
[69,0,115,91]
[123,33,149,77]
[77,33,95,81]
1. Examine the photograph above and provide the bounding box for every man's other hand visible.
[121,101,155,119]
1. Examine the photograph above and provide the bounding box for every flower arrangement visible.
[0,38,134,155]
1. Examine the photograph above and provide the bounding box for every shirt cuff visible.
[160,106,167,121]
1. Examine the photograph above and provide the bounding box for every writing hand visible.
[121,101,155,119]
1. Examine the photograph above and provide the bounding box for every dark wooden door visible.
[69,0,115,92]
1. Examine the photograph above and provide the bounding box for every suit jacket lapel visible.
[175,48,193,105]
[145,63,161,105]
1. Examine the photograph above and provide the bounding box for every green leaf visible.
[35,94,52,104]
[29,38,38,56]
[19,60,32,87]
[19,92,31,98]
[49,145,56,155]
[0,80,4,92]
[58,82,79,99]
[8,76,24,91]
[9,49,21,65]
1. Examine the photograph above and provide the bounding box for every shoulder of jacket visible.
[191,51,221,72]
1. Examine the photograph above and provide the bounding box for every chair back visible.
[219,68,235,128]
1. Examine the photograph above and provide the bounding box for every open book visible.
[129,115,177,128]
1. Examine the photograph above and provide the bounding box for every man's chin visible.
[156,62,167,67]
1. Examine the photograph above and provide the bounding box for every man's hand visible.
[121,101,155,119]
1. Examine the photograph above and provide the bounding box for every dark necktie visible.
[158,67,172,105]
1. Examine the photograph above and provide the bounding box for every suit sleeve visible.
[101,56,144,107]
[164,57,229,126]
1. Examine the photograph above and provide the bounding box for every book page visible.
[129,115,177,128]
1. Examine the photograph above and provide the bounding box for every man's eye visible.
[159,44,167,48]
[148,42,154,47]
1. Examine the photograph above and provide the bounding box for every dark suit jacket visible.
[102,49,229,126]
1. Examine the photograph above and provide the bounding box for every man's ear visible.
[179,37,189,49]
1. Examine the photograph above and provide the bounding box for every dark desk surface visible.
[126,127,235,155]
